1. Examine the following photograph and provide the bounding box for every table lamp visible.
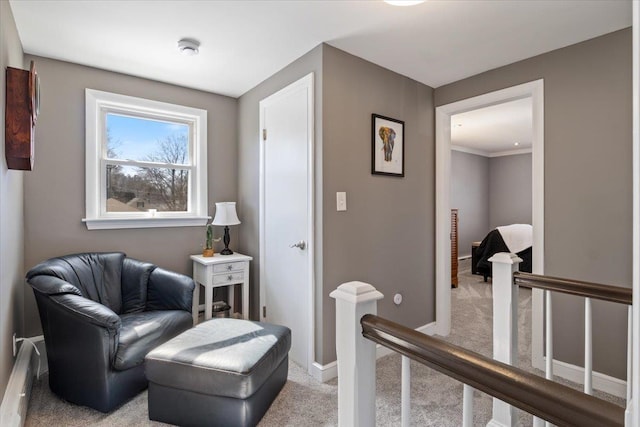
[212,202,241,255]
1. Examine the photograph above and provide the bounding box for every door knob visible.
[290,240,306,250]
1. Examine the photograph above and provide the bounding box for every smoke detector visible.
[177,38,200,56]
[384,0,425,6]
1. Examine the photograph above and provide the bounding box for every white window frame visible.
[83,89,208,230]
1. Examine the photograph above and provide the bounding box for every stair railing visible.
[331,280,625,427]
[490,252,632,427]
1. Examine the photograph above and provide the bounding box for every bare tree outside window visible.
[105,114,190,213]
[142,135,189,211]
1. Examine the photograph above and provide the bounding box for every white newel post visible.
[330,281,384,427]
[488,252,522,427]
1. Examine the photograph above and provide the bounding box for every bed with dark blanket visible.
[475,224,532,281]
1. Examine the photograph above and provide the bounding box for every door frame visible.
[258,73,315,373]
[434,79,545,365]
[631,2,639,424]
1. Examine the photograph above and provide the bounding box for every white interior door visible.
[260,73,314,371]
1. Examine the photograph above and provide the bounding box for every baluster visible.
[584,297,593,395]
[533,416,545,427]
[462,384,474,427]
[627,305,632,406]
[401,356,410,427]
[545,289,553,427]
[489,252,521,426]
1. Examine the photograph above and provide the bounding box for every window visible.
[84,89,208,229]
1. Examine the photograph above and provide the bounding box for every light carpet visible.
[25,260,624,426]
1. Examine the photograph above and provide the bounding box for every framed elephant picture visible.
[371,114,404,177]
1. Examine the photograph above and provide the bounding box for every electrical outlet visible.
[12,333,17,357]
[393,293,403,305]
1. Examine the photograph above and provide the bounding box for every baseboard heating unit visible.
[0,337,43,427]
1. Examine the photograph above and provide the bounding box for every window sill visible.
[82,216,210,230]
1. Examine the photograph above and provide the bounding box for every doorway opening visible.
[435,79,545,366]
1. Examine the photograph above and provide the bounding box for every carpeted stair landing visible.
[25,260,624,426]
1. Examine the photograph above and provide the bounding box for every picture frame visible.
[371,114,404,177]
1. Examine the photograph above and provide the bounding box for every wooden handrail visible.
[513,272,632,305]
[361,314,624,427]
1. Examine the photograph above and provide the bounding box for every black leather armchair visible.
[27,252,194,412]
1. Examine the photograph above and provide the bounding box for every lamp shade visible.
[212,202,241,226]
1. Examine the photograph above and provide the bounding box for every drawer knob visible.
[228,275,233,281]
[227,265,233,270]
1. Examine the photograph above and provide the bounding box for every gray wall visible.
[436,28,632,379]
[0,1,25,402]
[238,44,435,365]
[322,45,434,364]
[489,153,532,230]
[23,56,238,336]
[237,45,324,359]
[451,150,489,257]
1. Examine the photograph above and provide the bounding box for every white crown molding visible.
[451,144,532,158]
[450,144,489,157]
[488,147,533,158]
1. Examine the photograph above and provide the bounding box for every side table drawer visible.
[212,262,245,274]
[213,272,244,285]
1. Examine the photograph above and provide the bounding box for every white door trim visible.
[434,80,545,367]
[631,2,639,425]
[259,73,315,374]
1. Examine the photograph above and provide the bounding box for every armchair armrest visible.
[33,288,121,402]
[29,275,120,330]
[146,268,194,312]
[49,293,122,331]
[27,275,82,297]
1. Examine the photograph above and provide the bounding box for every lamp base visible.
[220,226,234,255]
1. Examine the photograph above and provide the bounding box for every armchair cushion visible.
[121,258,155,314]
[115,310,192,371]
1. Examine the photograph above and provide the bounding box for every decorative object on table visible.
[202,223,220,257]
[212,300,231,318]
[5,60,40,170]
[212,202,241,255]
[371,113,404,177]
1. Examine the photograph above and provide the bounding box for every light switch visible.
[336,192,347,211]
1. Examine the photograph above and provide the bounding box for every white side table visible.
[190,253,253,325]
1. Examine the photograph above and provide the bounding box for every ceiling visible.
[451,98,533,156]
[9,1,632,98]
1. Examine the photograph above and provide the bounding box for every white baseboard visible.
[0,335,45,427]
[532,356,626,398]
[311,322,437,383]
[486,419,509,427]
[310,361,337,383]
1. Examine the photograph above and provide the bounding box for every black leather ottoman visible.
[145,318,291,427]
